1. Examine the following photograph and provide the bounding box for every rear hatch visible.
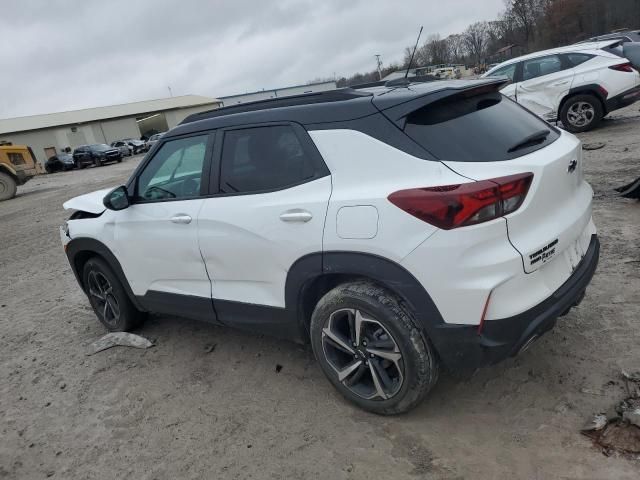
[378,83,594,274]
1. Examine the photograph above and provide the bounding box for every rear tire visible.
[310,281,439,415]
[0,172,17,201]
[82,257,145,332]
[560,94,603,133]
[94,157,103,167]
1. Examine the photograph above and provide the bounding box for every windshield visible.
[90,144,111,151]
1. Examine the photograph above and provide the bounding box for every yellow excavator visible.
[0,142,40,201]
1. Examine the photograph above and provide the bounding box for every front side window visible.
[522,55,563,81]
[8,152,25,165]
[488,63,517,82]
[136,134,209,201]
[219,125,316,194]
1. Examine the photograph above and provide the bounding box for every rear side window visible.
[219,125,317,194]
[403,92,559,162]
[565,53,594,67]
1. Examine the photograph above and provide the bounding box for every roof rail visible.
[180,88,372,125]
[350,75,440,90]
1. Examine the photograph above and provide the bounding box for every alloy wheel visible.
[321,308,404,400]
[87,270,120,327]
[567,102,595,127]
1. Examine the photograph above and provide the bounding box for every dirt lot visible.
[1,107,639,479]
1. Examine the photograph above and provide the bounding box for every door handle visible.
[280,209,313,223]
[170,214,192,224]
[551,80,570,86]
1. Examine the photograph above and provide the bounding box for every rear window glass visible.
[404,92,559,162]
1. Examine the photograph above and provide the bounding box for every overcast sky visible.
[1,0,504,119]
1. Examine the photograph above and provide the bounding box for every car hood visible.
[63,188,112,214]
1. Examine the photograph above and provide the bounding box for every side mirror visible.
[103,185,130,211]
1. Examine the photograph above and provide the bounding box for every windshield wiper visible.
[507,129,550,153]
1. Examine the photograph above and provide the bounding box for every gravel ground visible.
[1,106,639,479]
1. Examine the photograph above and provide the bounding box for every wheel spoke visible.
[344,363,367,387]
[337,360,363,382]
[106,296,120,319]
[368,361,388,400]
[371,358,395,392]
[354,309,365,347]
[366,347,401,364]
[322,327,355,355]
[88,288,105,301]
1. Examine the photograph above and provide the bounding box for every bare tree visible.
[506,0,541,47]
[446,34,466,64]
[426,34,450,65]
[464,21,489,65]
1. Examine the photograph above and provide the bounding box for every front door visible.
[197,124,331,325]
[113,133,217,322]
[516,54,574,121]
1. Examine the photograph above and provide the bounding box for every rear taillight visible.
[388,173,533,230]
[609,62,635,72]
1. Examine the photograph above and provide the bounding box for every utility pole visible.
[167,86,173,97]
[375,54,383,80]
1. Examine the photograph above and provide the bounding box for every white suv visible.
[483,40,640,132]
[61,80,599,414]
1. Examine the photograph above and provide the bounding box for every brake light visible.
[388,173,533,230]
[609,62,635,72]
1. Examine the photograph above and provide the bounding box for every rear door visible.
[197,123,331,314]
[516,54,574,120]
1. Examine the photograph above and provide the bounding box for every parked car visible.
[110,141,133,157]
[146,132,165,150]
[61,81,599,414]
[483,40,640,132]
[72,144,122,168]
[576,29,640,44]
[45,153,75,173]
[122,138,147,154]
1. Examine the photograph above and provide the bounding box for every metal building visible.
[0,95,221,165]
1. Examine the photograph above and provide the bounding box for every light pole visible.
[375,54,383,80]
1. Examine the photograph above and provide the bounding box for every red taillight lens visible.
[609,62,635,73]
[388,173,533,230]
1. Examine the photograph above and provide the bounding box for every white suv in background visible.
[60,81,599,414]
[484,40,640,132]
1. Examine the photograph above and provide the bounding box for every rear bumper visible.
[430,234,599,373]
[606,85,640,112]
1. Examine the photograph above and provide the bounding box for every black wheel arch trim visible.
[285,251,446,342]
[561,84,608,114]
[65,237,145,311]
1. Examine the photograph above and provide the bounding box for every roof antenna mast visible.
[405,26,423,79]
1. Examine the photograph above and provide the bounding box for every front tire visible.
[560,94,603,133]
[0,171,18,201]
[310,282,438,415]
[82,257,145,332]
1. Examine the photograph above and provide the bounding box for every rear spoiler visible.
[374,78,510,129]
